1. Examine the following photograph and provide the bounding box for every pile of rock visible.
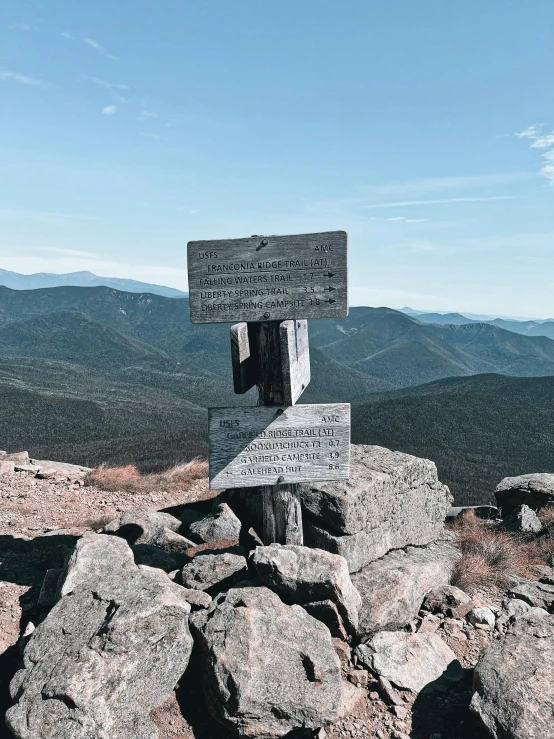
[6,445,554,739]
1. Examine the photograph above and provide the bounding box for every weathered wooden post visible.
[187,231,350,545]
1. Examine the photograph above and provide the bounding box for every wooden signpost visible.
[187,230,350,546]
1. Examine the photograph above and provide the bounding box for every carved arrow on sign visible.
[324,286,336,292]
[325,298,336,304]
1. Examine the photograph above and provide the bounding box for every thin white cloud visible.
[363,196,516,209]
[387,217,405,221]
[140,132,161,140]
[514,125,554,185]
[138,110,159,121]
[405,219,430,223]
[83,76,130,103]
[34,246,96,257]
[0,70,45,87]
[102,105,117,116]
[83,38,116,60]
[10,23,34,31]
[60,31,73,39]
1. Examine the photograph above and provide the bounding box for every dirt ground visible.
[0,467,493,739]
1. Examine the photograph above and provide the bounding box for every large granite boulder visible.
[302,445,452,572]
[252,544,361,634]
[191,586,344,737]
[471,608,554,738]
[495,473,554,515]
[352,540,460,637]
[6,534,193,739]
[356,631,461,693]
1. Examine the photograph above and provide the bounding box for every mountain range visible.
[401,307,554,340]
[0,269,187,298]
[1,284,554,502]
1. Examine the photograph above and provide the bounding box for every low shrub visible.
[449,509,546,594]
[84,459,208,494]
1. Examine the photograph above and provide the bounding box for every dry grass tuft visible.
[449,509,547,594]
[84,459,208,494]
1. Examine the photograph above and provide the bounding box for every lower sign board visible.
[208,403,350,489]
[187,230,348,323]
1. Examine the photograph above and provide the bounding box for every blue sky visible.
[1,0,553,316]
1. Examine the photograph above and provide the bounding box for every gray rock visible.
[104,509,195,553]
[191,586,344,737]
[356,631,461,694]
[0,460,15,475]
[495,473,554,515]
[421,585,473,619]
[352,541,460,637]
[303,600,348,640]
[495,599,532,632]
[131,543,179,572]
[181,552,247,591]
[508,580,554,611]
[104,508,181,539]
[30,459,92,476]
[252,544,361,634]
[471,608,554,738]
[188,502,241,544]
[1,451,30,463]
[16,464,40,474]
[468,607,496,629]
[6,534,193,739]
[180,587,212,610]
[37,568,63,608]
[445,505,499,521]
[302,445,452,572]
[498,504,543,534]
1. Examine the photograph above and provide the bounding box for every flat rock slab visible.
[303,445,452,572]
[30,459,92,475]
[356,631,461,694]
[471,608,554,738]
[252,544,361,634]
[191,586,344,737]
[495,473,554,515]
[6,534,193,739]
[352,541,460,637]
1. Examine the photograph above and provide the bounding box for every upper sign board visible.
[187,231,348,323]
[209,402,350,489]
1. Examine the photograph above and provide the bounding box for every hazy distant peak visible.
[0,268,187,299]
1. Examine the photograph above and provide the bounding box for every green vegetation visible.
[2,286,554,502]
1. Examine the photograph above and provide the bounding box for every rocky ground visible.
[1,448,553,739]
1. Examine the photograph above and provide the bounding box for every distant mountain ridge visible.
[351,373,554,504]
[401,307,554,340]
[0,269,187,298]
[2,284,554,501]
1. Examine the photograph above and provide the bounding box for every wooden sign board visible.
[230,319,310,404]
[209,403,350,489]
[187,231,348,324]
